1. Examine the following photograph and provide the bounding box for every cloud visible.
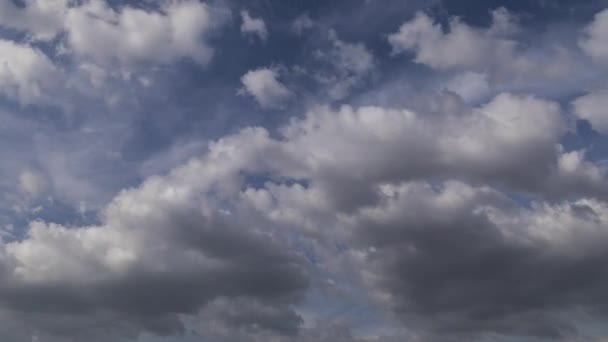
[580,9,608,66]
[344,180,608,340]
[241,10,268,42]
[292,14,314,35]
[0,0,67,41]
[64,0,220,66]
[388,9,519,70]
[0,89,608,341]
[0,40,61,105]
[573,89,608,134]
[313,31,376,100]
[18,170,49,198]
[0,129,309,340]
[387,7,584,91]
[240,67,292,109]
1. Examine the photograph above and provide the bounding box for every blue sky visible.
[1,0,608,341]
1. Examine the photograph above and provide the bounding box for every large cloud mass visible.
[1,1,608,342]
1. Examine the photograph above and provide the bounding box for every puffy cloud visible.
[0,40,61,105]
[0,0,67,41]
[1,89,608,341]
[0,129,309,340]
[580,9,608,66]
[240,68,292,109]
[340,180,608,340]
[388,9,519,70]
[387,7,583,90]
[573,89,608,134]
[64,0,220,66]
[241,10,268,42]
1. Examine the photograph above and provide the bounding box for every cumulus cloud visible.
[0,0,223,68]
[580,9,608,66]
[0,40,61,105]
[573,89,608,134]
[0,89,608,341]
[387,7,583,92]
[65,0,220,66]
[241,10,268,42]
[0,0,67,41]
[388,9,519,70]
[345,180,608,340]
[2,2,608,342]
[0,131,309,340]
[240,67,292,109]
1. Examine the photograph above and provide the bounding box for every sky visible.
[1,0,608,341]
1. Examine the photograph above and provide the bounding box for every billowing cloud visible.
[0,2,608,342]
[0,130,309,340]
[65,0,220,66]
[240,67,292,109]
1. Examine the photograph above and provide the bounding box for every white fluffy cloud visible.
[240,68,292,109]
[387,7,583,94]
[65,0,219,66]
[0,40,61,105]
[388,9,519,70]
[241,10,268,42]
[580,9,608,65]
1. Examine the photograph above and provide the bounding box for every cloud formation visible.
[1,1,608,342]
[241,10,268,42]
[240,67,292,109]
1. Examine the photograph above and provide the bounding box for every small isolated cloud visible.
[314,31,376,100]
[241,10,268,42]
[292,14,314,35]
[240,67,292,109]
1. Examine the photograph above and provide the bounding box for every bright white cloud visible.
[65,0,219,66]
[241,10,268,42]
[240,68,292,109]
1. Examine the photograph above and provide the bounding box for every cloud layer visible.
[1,1,608,342]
